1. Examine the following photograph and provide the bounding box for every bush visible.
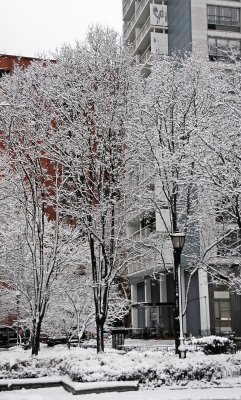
[0,345,240,386]
[191,336,235,355]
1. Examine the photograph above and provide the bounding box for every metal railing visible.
[123,0,134,17]
[131,221,156,239]
[135,17,150,49]
[124,13,136,38]
[135,0,150,20]
[119,343,175,352]
[124,0,150,38]
[140,46,151,64]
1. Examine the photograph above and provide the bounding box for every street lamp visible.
[16,291,21,345]
[170,232,186,359]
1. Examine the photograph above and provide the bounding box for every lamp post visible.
[170,232,186,359]
[16,291,21,345]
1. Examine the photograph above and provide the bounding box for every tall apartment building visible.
[123,0,168,66]
[123,0,241,338]
[123,0,241,62]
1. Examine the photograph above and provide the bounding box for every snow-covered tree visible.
[12,26,137,352]
[129,51,224,349]
[195,57,241,291]
[0,63,81,356]
[42,252,95,347]
[45,27,138,352]
[43,265,130,348]
[0,26,139,353]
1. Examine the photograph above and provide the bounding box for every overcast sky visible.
[0,0,123,57]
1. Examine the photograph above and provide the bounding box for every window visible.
[0,69,10,78]
[217,230,241,256]
[208,6,240,32]
[159,305,174,335]
[137,282,145,303]
[7,328,17,338]
[129,211,156,239]
[215,197,237,223]
[150,307,158,328]
[208,37,241,60]
[140,211,156,237]
[151,279,160,303]
[214,291,232,334]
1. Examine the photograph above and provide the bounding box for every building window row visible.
[208,37,241,59]
[208,6,240,32]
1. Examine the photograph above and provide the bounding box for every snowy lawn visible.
[0,344,241,388]
[3,385,241,400]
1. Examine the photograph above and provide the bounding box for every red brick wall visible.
[0,54,39,73]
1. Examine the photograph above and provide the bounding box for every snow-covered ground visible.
[2,384,241,400]
[1,341,241,400]
[1,343,241,385]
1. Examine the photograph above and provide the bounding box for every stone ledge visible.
[0,377,62,391]
[62,378,139,395]
[0,377,139,395]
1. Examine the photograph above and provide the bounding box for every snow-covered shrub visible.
[0,358,37,379]
[0,346,240,386]
[190,336,235,355]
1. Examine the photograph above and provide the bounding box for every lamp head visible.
[170,232,186,250]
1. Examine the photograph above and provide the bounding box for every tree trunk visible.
[100,323,104,352]
[78,323,86,346]
[96,319,105,353]
[31,318,42,356]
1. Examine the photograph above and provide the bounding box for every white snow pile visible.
[0,345,241,387]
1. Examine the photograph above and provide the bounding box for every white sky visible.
[0,0,123,58]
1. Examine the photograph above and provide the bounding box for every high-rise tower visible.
[123,0,241,64]
[122,0,241,339]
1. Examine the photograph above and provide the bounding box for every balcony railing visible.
[124,0,150,39]
[140,46,151,64]
[135,17,151,49]
[131,221,156,239]
[128,256,156,274]
[128,263,145,274]
[123,0,134,17]
[124,13,136,38]
[136,0,150,21]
